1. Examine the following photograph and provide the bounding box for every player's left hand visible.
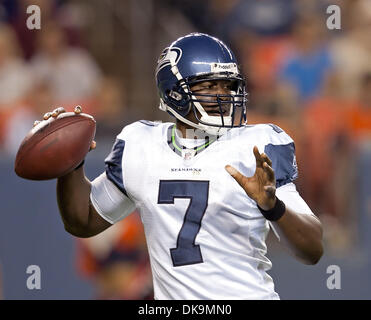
[225,146,276,211]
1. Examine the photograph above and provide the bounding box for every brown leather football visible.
[14,112,96,180]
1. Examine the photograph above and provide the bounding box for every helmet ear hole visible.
[166,89,191,115]
[169,90,183,101]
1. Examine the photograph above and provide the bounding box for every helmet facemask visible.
[178,74,247,135]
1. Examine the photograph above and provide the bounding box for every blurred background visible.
[0,0,370,299]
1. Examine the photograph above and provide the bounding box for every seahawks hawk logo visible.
[156,47,182,76]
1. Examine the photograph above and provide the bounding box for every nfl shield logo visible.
[182,149,196,160]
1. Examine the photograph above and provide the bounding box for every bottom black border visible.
[0,299,362,319]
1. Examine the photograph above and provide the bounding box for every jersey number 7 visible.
[158,180,209,267]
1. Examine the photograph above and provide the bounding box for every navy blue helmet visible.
[155,33,247,135]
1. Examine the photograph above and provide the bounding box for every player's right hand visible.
[33,106,96,151]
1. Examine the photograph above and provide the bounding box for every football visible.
[14,112,96,180]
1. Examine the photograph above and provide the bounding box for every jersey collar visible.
[167,125,217,159]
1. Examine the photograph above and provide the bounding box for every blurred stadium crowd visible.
[0,0,370,299]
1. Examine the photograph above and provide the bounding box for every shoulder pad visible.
[263,123,293,145]
[116,120,153,140]
[139,120,161,127]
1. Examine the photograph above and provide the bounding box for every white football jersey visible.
[90,121,315,300]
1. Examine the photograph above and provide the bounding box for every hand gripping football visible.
[14,111,96,180]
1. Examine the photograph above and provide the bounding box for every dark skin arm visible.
[226,146,324,265]
[40,107,112,238]
[56,165,112,238]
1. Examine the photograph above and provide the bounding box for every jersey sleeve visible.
[263,124,298,188]
[262,125,317,239]
[90,172,136,224]
[90,133,136,224]
[275,182,314,216]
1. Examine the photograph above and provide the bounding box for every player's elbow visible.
[64,222,95,238]
[301,242,324,265]
[303,216,324,265]
[306,252,323,265]
[311,243,324,265]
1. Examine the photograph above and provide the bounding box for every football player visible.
[47,33,323,299]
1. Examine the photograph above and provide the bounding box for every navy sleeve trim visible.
[105,139,128,197]
[264,142,298,188]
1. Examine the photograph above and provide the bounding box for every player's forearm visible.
[56,166,92,236]
[272,208,324,265]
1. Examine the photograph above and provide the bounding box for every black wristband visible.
[74,160,85,170]
[257,197,286,221]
